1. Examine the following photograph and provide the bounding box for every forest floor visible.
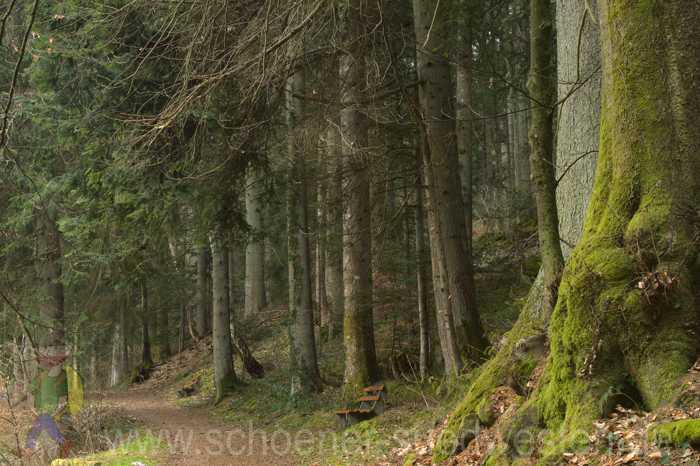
[101,385,292,465]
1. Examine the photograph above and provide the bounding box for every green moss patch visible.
[648,419,700,448]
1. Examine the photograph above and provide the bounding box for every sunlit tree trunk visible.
[110,296,129,387]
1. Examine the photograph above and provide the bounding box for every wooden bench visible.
[335,384,387,428]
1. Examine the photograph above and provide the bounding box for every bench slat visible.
[336,408,372,415]
[362,384,385,393]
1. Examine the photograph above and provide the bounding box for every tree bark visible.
[158,298,171,360]
[555,0,601,256]
[286,34,322,395]
[195,245,210,338]
[210,233,237,404]
[527,0,564,318]
[455,10,474,249]
[316,150,330,335]
[412,0,488,365]
[37,208,67,405]
[340,0,380,389]
[141,280,153,368]
[244,166,267,317]
[110,296,129,387]
[324,122,344,340]
[415,155,431,380]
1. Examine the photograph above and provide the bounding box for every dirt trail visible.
[105,387,293,466]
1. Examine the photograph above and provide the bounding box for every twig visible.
[0,0,41,150]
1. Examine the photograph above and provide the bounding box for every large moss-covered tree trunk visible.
[531,0,700,457]
[438,1,700,463]
[433,0,602,460]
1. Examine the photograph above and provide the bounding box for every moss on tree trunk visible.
[438,1,700,464]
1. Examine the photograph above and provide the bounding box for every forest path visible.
[104,387,293,466]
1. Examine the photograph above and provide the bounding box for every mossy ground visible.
[649,419,700,448]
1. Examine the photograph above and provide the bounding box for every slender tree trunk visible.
[224,238,265,379]
[412,0,488,365]
[195,245,210,338]
[287,37,322,394]
[158,300,170,360]
[528,0,564,318]
[316,150,330,334]
[325,122,344,340]
[110,297,129,387]
[339,0,380,390]
[141,281,153,368]
[415,157,431,380]
[210,233,237,404]
[244,167,267,317]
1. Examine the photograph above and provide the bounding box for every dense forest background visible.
[1,0,699,465]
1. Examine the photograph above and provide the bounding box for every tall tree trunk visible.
[340,0,380,389]
[244,166,267,317]
[37,208,68,409]
[455,14,474,249]
[415,156,431,380]
[325,122,344,340]
[528,0,564,318]
[110,297,129,387]
[555,0,600,256]
[210,232,237,404]
[158,299,170,360]
[141,281,153,368]
[287,37,322,395]
[195,245,210,338]
[316,150,330,334]
[412,0,488,365]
